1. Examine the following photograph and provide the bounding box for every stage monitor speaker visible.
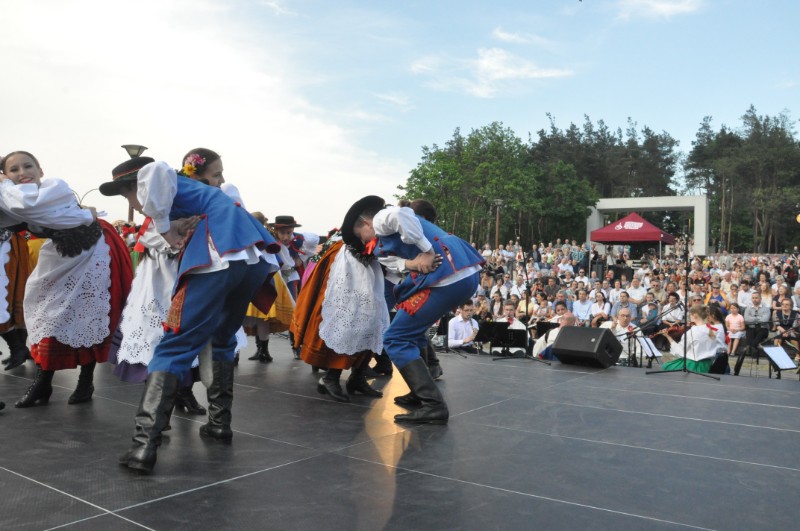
[551,326,622,368]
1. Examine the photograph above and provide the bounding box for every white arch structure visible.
[586,195,709,256]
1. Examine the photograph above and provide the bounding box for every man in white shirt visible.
[737,280,753,308]
[572,289,593,327]
[532,312,577,358]
[574,268,590,286]
[627,277,647,309]
[447,301,480,353]
[603,307,639,366]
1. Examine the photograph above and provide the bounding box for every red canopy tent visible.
[590,212,675,245]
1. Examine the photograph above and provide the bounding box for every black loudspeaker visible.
[551,327,622,368]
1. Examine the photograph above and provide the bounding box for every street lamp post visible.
[121,145,147,222]
[493,199,504,250]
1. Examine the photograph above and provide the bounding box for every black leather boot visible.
[248,338,262,360]
[175,385,207,415]
[254,337,273,363]
[346,366,383,397]
[317,369,350,402]
[372,351,394,376]
[426,341,443,380]
[200,361,235,441]
[119,371,179,472]
[394,359,449,424]
[68,361,95,404]
[394,392,422,408]
[15,366,54,408]
[2,329,31,371]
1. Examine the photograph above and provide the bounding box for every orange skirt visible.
[290,241,371,370]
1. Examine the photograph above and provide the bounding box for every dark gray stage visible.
[1,338,799,530]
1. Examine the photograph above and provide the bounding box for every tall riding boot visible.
[15,366,54,408]
[119,371,179,472]
[2,329,31,371]
[394,358,449,424]
[258,337,273,363]
[426,340,443,380]
[68,361,96,404]
[200,360,235,440]
[394,346,428,408]
[372,350,394,376]
[346,358,383,398]
[248,338,263,360]
[317,369,350,402]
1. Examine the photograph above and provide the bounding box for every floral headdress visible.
[181,153,206,177]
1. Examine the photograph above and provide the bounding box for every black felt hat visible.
[99,157,155,196]
[268,215,302,229]
[341,195,386,250]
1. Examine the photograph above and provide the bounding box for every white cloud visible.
[374,92,415,112]
[491,28,556,50]
[259,0,298,16]
[616,0,703,20]
[411,48,572,99]
[0,0,404,234]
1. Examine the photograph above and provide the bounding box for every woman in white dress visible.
[0,151,133,407]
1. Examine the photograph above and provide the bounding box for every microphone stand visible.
[648,226,720,380]
[623,301,683,368]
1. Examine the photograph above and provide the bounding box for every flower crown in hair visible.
[181,154,206,177]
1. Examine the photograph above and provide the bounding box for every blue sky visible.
[1,0,797,233]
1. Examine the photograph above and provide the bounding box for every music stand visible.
[637,336,662,368]
[488,323,550,364]
[760,345,797,380]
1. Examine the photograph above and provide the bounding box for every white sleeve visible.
[372,206,432,253]
[300,232,320,256]
[447,318,465,347]
[137,161,178,234]
[220,183,245,209]
[0,179,93,229]
[378,255,408,273]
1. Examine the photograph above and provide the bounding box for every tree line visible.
[398,106,799,253]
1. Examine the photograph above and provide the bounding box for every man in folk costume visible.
[342,196,484,424]
[113,159,281,473]
[0,225,32,370]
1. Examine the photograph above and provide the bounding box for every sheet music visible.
[637,337,662,358]
[761,346,797,370]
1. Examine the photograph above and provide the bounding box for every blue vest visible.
[171,176,280,279]
[373,215,484,303]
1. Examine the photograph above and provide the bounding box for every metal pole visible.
[494,205,500,249]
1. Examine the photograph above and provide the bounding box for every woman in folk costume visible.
[0,225,32,371]
[242,214,298,363]
[658,304,720,373]
[0,151,133,408]
[103,155,205,416]
[114,155,281,473]
[342,196,484,424]
[291,231,389,402]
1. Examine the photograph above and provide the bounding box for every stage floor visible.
[1,337,799,530]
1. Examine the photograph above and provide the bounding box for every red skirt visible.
[31,220,133,371]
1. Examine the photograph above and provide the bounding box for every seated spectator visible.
[704,283,728,315]
[489,276,508,300]
[590,291,611,328]
[490,291,505,320]
[553,290,573,313]
[772,284,792,312]
[725,303,745,356]
[476,300,493,324]
[610,291,638,322]
[572,289,593,327]
[773,298,800,361]
[627,277,647,310]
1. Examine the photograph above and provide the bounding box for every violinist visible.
[659,305,719,373]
